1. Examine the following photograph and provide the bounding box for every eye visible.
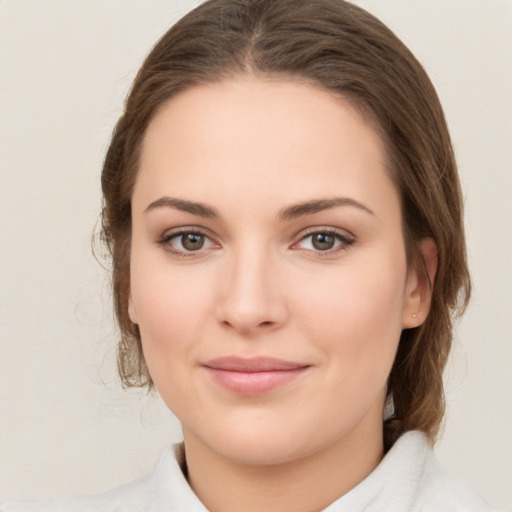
[156,229,217,257]
[177,232,207,251]
[293,229,355,255]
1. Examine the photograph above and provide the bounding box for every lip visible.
[202,357,311,395]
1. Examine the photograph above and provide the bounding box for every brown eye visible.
[157,228,218,257]
[311,233,336,251]
[294,229,355,255]
[181,233,205,251]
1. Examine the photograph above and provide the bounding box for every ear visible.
[401,238,438,328]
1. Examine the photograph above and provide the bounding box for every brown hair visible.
[100,0,470,445]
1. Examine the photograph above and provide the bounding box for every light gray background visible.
[0,1,511,509]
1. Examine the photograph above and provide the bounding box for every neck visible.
[183,422,384,512]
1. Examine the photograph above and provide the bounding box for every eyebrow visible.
[144,196,375,220]
[277,197,375,220]
[145,196,220,218]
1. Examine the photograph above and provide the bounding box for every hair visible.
[100,0,470,446]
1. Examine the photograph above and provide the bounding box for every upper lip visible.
[202,356,310,372]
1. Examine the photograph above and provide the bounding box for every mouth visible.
[201,356,311,395]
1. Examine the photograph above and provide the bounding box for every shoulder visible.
[1,444,205,512]
[391,431,498,512]
[330,431,499,512]
[414,440,498,512]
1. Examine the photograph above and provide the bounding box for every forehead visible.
[134,77,398,221]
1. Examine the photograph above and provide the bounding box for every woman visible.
[1,0,498,510]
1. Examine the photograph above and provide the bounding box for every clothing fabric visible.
[1,431,498,511]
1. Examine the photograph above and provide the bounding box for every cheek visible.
[292,251,406,383]
[136,280,209,339]
[129,256,215,381]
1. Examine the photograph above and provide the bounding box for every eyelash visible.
[156,227,355,259]
[295,228,355,257]
[156,228,215,259]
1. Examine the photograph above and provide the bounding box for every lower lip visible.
[204,367,309,395]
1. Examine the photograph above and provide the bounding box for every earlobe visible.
[401,238,438,328]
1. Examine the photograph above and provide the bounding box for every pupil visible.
[183,233,204,250]
[313,233,335,250]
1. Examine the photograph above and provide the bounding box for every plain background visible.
[0,0,511,509]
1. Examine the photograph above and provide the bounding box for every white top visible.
[1,431,498,511]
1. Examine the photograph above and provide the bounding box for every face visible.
[128,77,426,466]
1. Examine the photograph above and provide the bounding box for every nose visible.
[215,245,289,336]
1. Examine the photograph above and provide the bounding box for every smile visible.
[202,357,311,395]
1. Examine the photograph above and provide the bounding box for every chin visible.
[212,433,312,466]
[182,413,312,466]
[185,411,359,468]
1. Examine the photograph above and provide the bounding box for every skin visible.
[128,76,436,512]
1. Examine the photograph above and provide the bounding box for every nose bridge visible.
[216,237,287,334]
